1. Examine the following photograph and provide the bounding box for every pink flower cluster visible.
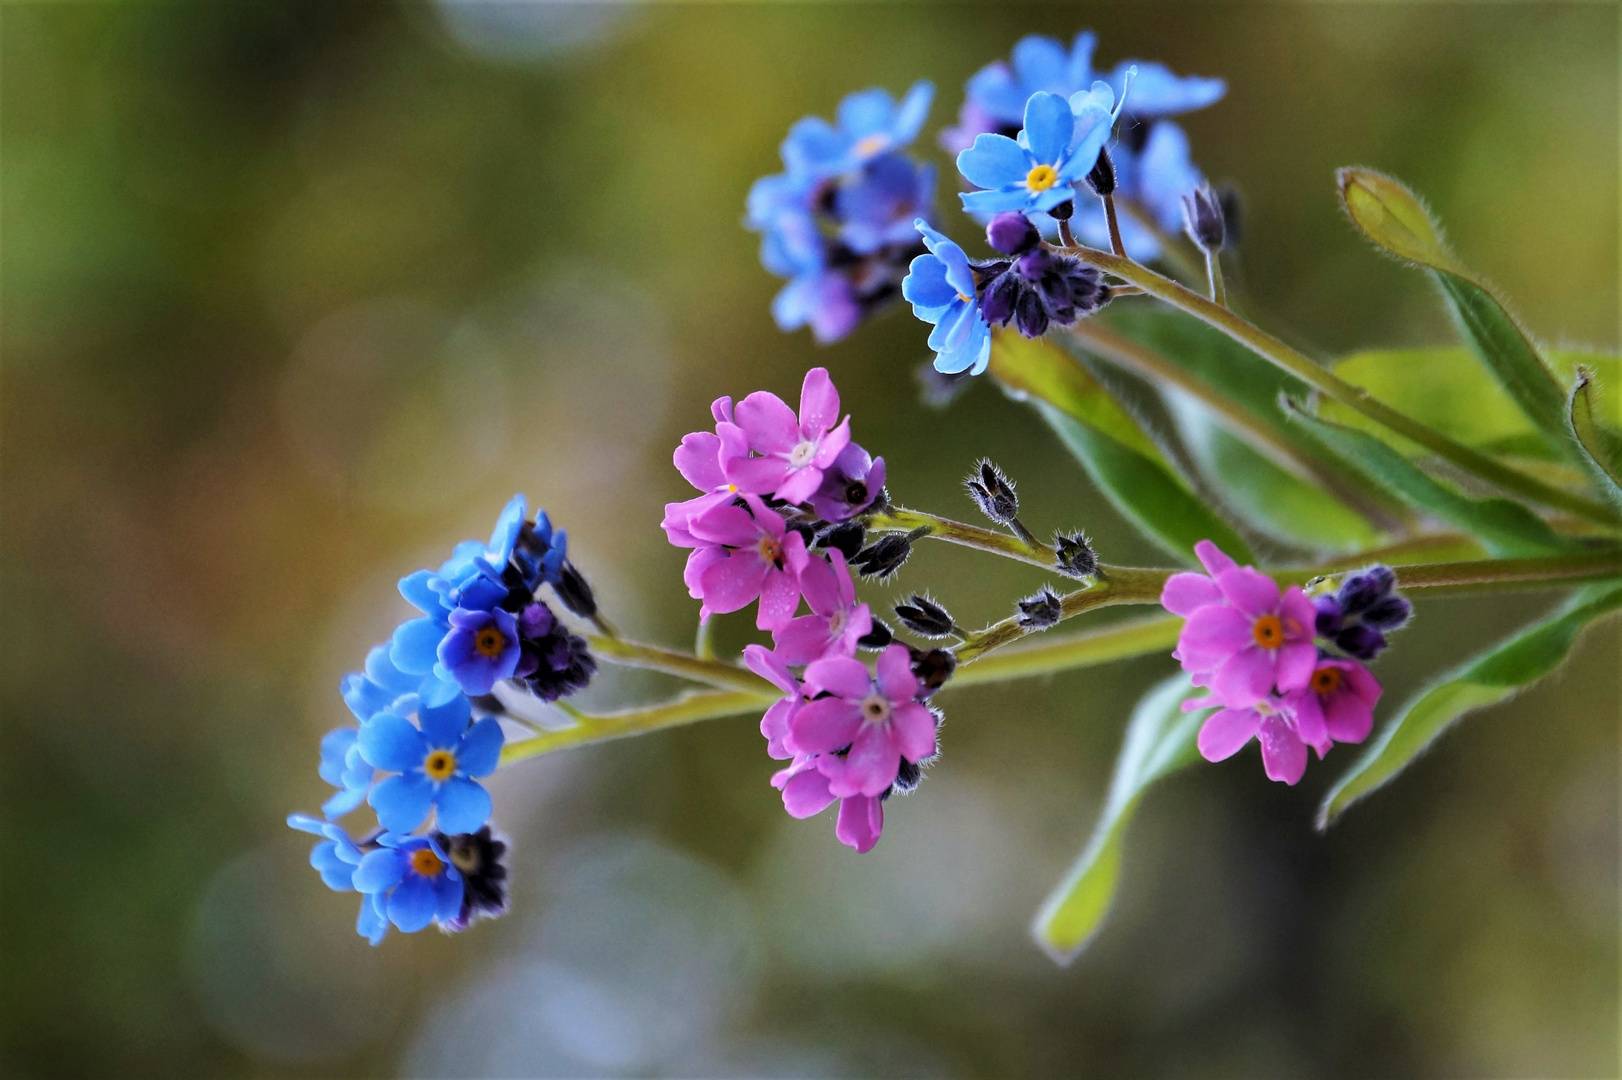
[665,368,934,852]
[1162,541,1381,785]
[662,367,885,630]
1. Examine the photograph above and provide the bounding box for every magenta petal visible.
[1288,687,1329,752]
[756,565,803,631]
[1278,586,1317,639]
[828,548,856,608]
[735,390,800,454]
[759,697,798,758]
[875,644,919,703]
[835,794,884,853]
[1194,540,1238,577]
[1176,604,1253,671]
[797,554,839,616]
[1161,572,1223,616]
[811,416,852,469]
[790,697,864,753]
[773,614,835,665]
[1210,647,1274,705]
[1215,567,1280,619]
[891,701,938,762]
[710,395,734,425]
[683,546,726,599]
[1197,707,1261,761]
[1257,715,1308,784]
[1273,641,1318,693]
[1325,664,1380,744]
[803,656,872,699]
[781,767,837,818]
[743,643,798,696]
[673,431,726,492]
[717,421,749,461]
[798,367,840,436]
[726,454,796,497]
[825,723,902,797]
[689,504,760,547]
[698,551,769,615]
[773,464,824,506]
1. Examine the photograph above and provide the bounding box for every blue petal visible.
[891,81,934,146]
[319,728,357,787]
[311,841,357,891]
[358,894,389,945]
[388,874,437,933]
[418,672,462,709]
[901,254,954,317]
[287,812,326,836]
[457,716,505,777]
[452,569,508,612]
[369,771,436,834]
[1069,81,1117,128]
[1136,121,1203,230]
[964,318,993,376]
[966,62,1027,125]
[836,86,894,136]
[341,672,392,722]
[956,133,1028,191]
[433,775,493,835]
[419,693,471,749]
[1111,60,1224,118]
[781,116,844,177]
[352,847,408,894]
[398,570,442,618]
[434,871,465,923]
[488,494,526,565]
[321,785,368,819]
[927,298,973,355]
[1031,185,1079,214]
[358,713,427,773]
[961,187,1033,216]
[1066,31,1098,89]
[365,644,419,694]
[1022,92,1075,166]
[390,618,445,676]
[1011,35,1070,94]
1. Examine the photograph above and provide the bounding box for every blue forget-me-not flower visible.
[359,693,504,835]
[902,221,992,376]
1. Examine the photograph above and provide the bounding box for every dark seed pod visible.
[552,561,597,619]
[908,646,956,697]
[965,459,1018,525]
[893,593,956,639]
[1016,586,1063,630]
[850,533,912,580]
[857,619,895,650]
[1053,531,1099,579]
[1085,147,1117,197]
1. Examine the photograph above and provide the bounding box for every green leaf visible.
[1319,583,1622,827]
[1567,367,1622,510]
[991,332,1254,565]
[1165,394,1379,550]
[1337,167,1572,452]
[1286,402,1580,557]
[1032,674,1211,964]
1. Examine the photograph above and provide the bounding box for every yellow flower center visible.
[853,133,887,158]
[474,626,508,659]
[1311,666,1343,696]
[1251,614,1284,649]
[410,848,445,878]
[424,749,458,781]
[1025,163,1059,192]
[757,535,783,565]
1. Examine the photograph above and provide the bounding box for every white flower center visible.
[828,610,847,636]
[859,693,891,724]
[787,440,817,468]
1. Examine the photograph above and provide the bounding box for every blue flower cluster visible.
[289,495,597,943]
[746,82,938,343]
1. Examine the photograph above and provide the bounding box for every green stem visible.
[1070,247,1622,528]
[583,634,770,694]
[951,613,1180,686]
[869,506,1058,570]
[1205,249,1227,307]
[1116,200,1205,285]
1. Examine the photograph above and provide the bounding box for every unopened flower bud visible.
[1335,623,1386,660]
[1015,248,1053,282]
[987,211,1040,256]
[857,619,895,650]
[1337,565,1395,615]
[1053,531,1098,579]
[1362,594,1412,631]
[1085,148,1116,197]
[893,594,956,639]
[553,562,597,618]
[818,520,866,560]
[907,646,956,696]
[966,459,1018,525]
[1016,586,1063,630]
[1314,595,1344,637]
[1047,198,1075,221]
[1182,183,1225,252]
[850,533,912,580]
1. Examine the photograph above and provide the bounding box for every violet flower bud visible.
[987,211,1040,256]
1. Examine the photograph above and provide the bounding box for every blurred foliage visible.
[2,3,1617,1078]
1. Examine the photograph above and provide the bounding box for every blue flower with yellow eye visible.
[358,693,504,835]
[782,81,934,179]
[902,221,991,376]
[438,607,522,695]
[352,832,465,940]
[957,86,1125,218]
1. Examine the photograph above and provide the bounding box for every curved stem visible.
[584,634,771,694]
[1070,247,1622,527]
[868,506,1059,570]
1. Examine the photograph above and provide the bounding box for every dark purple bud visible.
[850,533,912,580]
[980,272,1020,325]
[553,562,597,619]
[1181,183,1226,252]
[1362,594,1412,631]
[987,212,1039,256]
[892,755,924,794]
[965,459,1018,524]
[894,594,956,639]
[857,619,894,650]
[1337,565,1395,615]
[1015,248,1053,282]
[1085,148,1116,197]
[1014,288,1049,337]
[432,826,509,931]
[1016,586,1063,630]
[1336,624,1386,661]
[519,602,556,640]
[818,520,866,560]
[1314,595,1344,637]
[907,646,956,696]
[1047,198,1075,221]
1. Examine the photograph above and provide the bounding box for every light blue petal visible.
[1011,35,1070,94]
[341,672,392,722]
[961,187,1033,216]
[1062,108,1116,183]
[781,116,844,176]
[358,894,389,945]
[456,716,505,777]
[1022,92,1075,165]
[321,786,367,819]
[1066,31,1098,89]
[1136,121,1203,230]
[891,80,934,145]
[836,87,894,136]
[967,62,1027,124]
[418,672,461,709]
[358,713,427,773]
[318,728,356,787]
[488,494,526,564]
[369,771,436,834]
[433,776,493,835]
[390,618,445,676]
[964,318,993,376]
[1032,184,1080,214]
[927,298,974,354]
[387,874,437,933]
[365,645,419,694]
[287,813,326,836]
[311,841,357,891]
[956,133,1028,191]
[397,571,442,617]
[901,253,955,317]
[1111,61,1225,118]
[434,871,465,923]
[1069,80,1116,124]
[419,692,471,749]
[352,848,408,894]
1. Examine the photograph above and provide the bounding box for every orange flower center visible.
[853,133,887,158]
[474,626,507,659]
[424,749,457,781]
[410,848,445,877]
[1025,164,1059,191]
[1311,667,1343,696]
[757,535,783,566]
[1251,614,1284,649]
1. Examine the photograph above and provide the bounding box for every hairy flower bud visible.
[1362,594,1412,631]
[1047,197,1075,221]
[1016,586,1063,630]
[857,619,895,650]
[908,646,956,696]
[818,520,866,560]
[966,459,1018,525]
[1182,183,1225,252]
[893,593,956,639]
[553,561,597,619]
[987,211,1040,256]
[1085,147,1117,197]
[1335,623,1386,661]
[850,533,912,580]
[1053,531,1098,579]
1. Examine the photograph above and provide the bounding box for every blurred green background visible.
[3,3,1618,1077]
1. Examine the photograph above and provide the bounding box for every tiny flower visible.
[792,645,938,798]
[902,221,992,376]
[686,494,809,630]
[942,32,1101,152]
[773,549,873,665]
[317,727,374,819]
[781,82,935,179]
[662,419,752,548]
[807,442,887,523]
[352,833,465,939]
[835,153,937,256]
[956,88,1123,218]
[724,368,853,505]
[1288,658,1382,753]
[893,593,956,639]
[745,643,805,759]
[1162,540,1317,703]
[437,607,522,696]
[390,561,508,709]
[434,826,510,931]
[359,694,504,835]
[768,755,888,854]
[1193,691,1312,785]
[513,601,597,702]
[965,458,1019,524]
[287,813,368,892]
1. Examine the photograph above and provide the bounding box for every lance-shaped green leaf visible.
[1319,582,1622,827]
[1338,167,1572,451]
[1032,673,1211,964]
[991,332,1253,565]
[1286,401,1579,558]
[1567,367,1622,509]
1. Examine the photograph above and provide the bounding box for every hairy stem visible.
[869,505,1059,570]
[1102,194,1126,257]
[1205,249,1227,307]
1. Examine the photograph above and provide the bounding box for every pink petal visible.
[1176,604,1253,672]
[773,614,836,665]
[837,605,873,656]
[1324,663,1380,744]
[1209,647,1274,705]
[1215,567,1280,619]
[743,643,799,696]
[726,454,795,497]
[774,464,824,506]
[780,767,837,818]
[1273,641,1318,693]
[803,656,872,699]
[689,504,760,548]
[741,494,786,538]
[1287,687,1330,754]
[683,546,726,599]
[710,396,734,425]
[797,554,840,616]
[798,367,840,436]
[759,697,798,758]
[717,421,749,460]
[824,722,902,797]
[828,548,856,608]
[811,416,852,469]
[1278,586,1317,640]
[875,643,919,703]
[661,492,731,547]
[1194,540,1238,577]
[891,701,938,762]
[790,697,863,754]
[1161,572,1223,616]
[673,431,727,492]
[735,390,800,454]
[698,551,769,614]
[1258,715,1308,784]
[757,565,803,631]
[835,794,884,853]
[1198,707,1261,761]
